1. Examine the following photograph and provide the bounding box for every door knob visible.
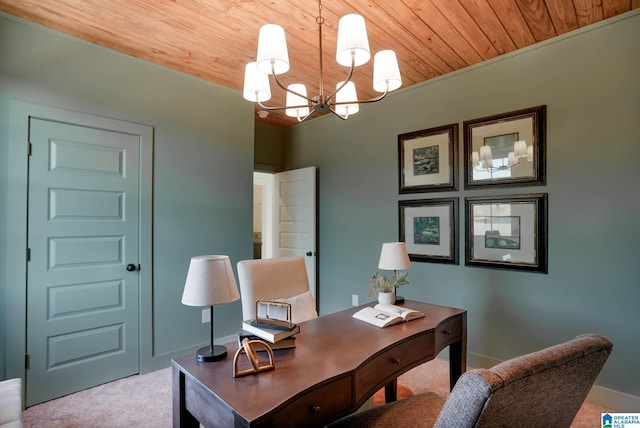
[126,264,138,272]
[306,251,312,257]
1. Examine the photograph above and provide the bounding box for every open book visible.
[352,303,425,328]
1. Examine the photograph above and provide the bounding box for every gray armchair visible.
[328,334,612,428]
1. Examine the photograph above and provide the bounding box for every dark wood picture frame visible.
[398,123,458,193]
[465,193,548,273]
[463,105,546,189]
[399,197,459,265]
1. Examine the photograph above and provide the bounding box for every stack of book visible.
[238,319,300,351]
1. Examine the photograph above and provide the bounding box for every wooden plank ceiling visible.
[1,0,637,128]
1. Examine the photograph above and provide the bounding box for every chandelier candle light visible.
[242,0,402,122]
[472,140,533,172]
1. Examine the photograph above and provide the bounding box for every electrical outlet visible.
[202,308,211,323]
[352,294,359,306]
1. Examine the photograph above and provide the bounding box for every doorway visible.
[252,167,318,303]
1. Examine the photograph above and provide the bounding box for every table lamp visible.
[378,242,411,304]
[181,255,240,362]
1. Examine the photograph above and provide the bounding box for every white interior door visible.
[26,117,142,405]
[274,167,317,304]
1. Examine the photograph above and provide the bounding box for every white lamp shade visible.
[479,145,492,161]
[373,50,402,92]
[181,255,240,307]
[472,151,480,166]
[527,144,534,161]
[242,62,271,102]
[508,151,518,166]
[256,24,290,75]
[336,14,370,67]
[285,83,310,118]
[334,81,359,116]
[378,242,411,270]
[514,140,528,157]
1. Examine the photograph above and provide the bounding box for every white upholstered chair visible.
[236,256,318,324]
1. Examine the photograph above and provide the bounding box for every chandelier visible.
[242,0,402,122]
[472,140,533,172]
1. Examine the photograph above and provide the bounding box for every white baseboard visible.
[587,384,640,412]
[468,351,639,411]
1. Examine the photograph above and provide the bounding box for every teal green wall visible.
[0,14,254,377]
[284,11,640,405]
[2,8,639,409]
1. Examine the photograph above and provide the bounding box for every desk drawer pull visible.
[392,357,400,365]
[442,329,451,336]
[311,405,321,415]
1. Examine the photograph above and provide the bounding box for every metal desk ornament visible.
[255,299,294,329]
[233,338,275,378]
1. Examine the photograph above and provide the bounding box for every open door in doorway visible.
[254,167,317,305]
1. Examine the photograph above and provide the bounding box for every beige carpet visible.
[23,358,609,427]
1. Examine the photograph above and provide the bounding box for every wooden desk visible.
[172,300,466,428]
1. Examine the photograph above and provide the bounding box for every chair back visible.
[434,333,613,427]
[237,256,318,323]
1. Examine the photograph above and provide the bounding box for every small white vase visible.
[378,291,395,305]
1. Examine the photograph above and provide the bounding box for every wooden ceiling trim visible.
[431,0,501,61]
[602,0,634,18]
[459,0,518,55]
[487,0,538,49]
[573,0,604,27]
[1,0,637,129]
[402,0,485,67]
[518,0,557,42]
[542,0,579,36]
[367,0,467,74]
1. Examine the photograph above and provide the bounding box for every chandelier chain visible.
[316,0,324,25]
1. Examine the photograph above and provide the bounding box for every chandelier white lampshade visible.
[256,24,290,75]
[334,81,359,117]
[336,14,371,67]
[181,255,240,362]
[373,50,402,92]
[242,62,271,102]
[514,140,528,158]
[285,83,310,118]
[508,151,518,167]
[378,242,411,271]
[243,0,402,122]
[479,145,492,161]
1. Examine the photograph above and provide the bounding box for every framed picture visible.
[398,123,458,193]
[465,193,548,273]
[463,105,546,188]
[399,197,459,264]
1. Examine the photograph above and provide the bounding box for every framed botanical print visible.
[398,124,458,193]
[463,105,546,189]
[465,193,548,273]
[399,197,459,264]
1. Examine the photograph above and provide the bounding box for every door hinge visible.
[25,354,30,370]
[26,248,31,262]
[28,142,32,156]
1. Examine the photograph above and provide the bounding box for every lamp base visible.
[395,295,405,304]
[196,345,228,362]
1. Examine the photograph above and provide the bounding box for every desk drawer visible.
[355,333,433,400]
[435,316,462,350]
[271,376,351,428]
